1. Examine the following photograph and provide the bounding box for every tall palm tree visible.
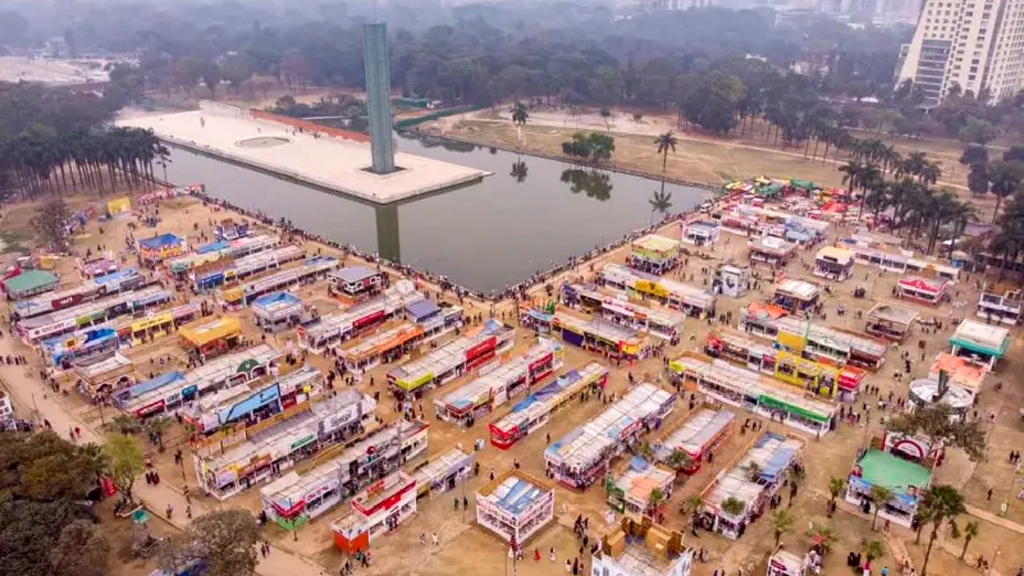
[959,520,980,560]
[868,485,895,530]
[770,509,794,548]
[988,160,1024,223]
[827,476,847,514]
[510,100,529,143]
[654,131,678,175]
[920,485,967,576]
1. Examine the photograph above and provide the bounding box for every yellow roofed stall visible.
[180,316,242,351]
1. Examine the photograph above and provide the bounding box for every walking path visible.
[0,333,326,576]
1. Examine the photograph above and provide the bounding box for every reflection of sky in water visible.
[165,135,709,293]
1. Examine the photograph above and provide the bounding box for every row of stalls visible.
[700,432,804,539]
[113,345,282,418]
[489,362,610,449]
[653,408,735,475]
[219,255,339,309]
[560,282,686,342]
[297,281,426,355]
[544,382,676,489]
[547,309,649,362]
[387,320,516,399]
[839,233,960,282]
[433,339,565,426]
[17,286,173,344]
[259,419,429,530]
[628,234,681,275]
[338,303,464,373]
[704,329,866,400]
[191,245,305,293]
[717,203,829,245]
[12,268,154,320]
[193,390,384,501]
[166,234,280,280]
[412,448,475,499]
[599,263,717,318]
[669,353,837,437]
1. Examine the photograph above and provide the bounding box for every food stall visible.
[489,362,609,449]
[896,275,948,306]
[77,256,119,279]
[17,286,172,344]
[705,329,778,374]
[387,320,516,398]
[977,283,1023,325]
[606,458,675,517]
[713,263,751,298]
[551,309,648,361]
[813,246,855,281]
[949,319,1010,370]
[412,448,475,498]
[327,266,385,301]
[669,353,836,436]
[599,263,717,318]
[434,339,564,426]
[137,233,188,265]
[561,283,685,342]
[864,303,918,342]
[682,219,720,246]
[655,408,735,474]
[192,245,304,292]
[180,316,242,361]
[252,292,305,332]
[73,352,136,399]
[771,279,821,313]
[331,472,419,553]
[297,281,425,354]
[628,234,681,275]
[700,433,804,539]
[545,382,675,489]
[475,470,555,544]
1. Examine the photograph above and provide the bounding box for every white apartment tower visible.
[896,0,1024,106]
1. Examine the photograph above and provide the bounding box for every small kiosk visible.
[412,448,475,498]
[606,458,675,518]
[813,246,855,281]
[771,279,821,313]
[628,234,681,274]
[949,319,1010,370]
[713,263,751,298]
[327,266,385,301]
[180,316,242,361]
[896,275,948,306]
[864,304,918,342]
[2,270,59,300]
[749,236,796,266]
[137,233,188,265]
[331,472,418,553]
[73,352,136,399]
[700,433,804,539]
[251,292,305,332]
[475,470,555,545]
[655,408,735,475]
[682,220,720,246]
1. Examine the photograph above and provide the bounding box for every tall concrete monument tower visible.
[363,22,396,174]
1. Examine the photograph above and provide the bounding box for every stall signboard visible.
[132,312,173,333]
[467,336,497,361]
[619,419,643,440]
[216,468,238,487]
[305,478,339,503]
[320,404,359,436]
[52,293,85,311]
[635,280,668,299]
[290,434,317,452]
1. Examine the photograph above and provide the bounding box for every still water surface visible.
[164,133,710,293]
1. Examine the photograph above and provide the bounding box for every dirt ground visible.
[2,182,1024,576]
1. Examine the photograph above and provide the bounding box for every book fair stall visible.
[712,263,751,298]
[699,433,804,539]
[551,309,648,362]
[841,236,960,281]
[191,245,305,292]
[114,345,281,418]
[218,255,338,309]
[72,352,136,399]
[193,391,384,501]
[43,326,120,370]
[167,234,279,280]
[179,316,242,361]
[17,286,172,344]
[331,471,419,553]
[748,236,797,266]
[297,280,425,354]
[895,275,948,306]
[770,279,821,313]
[387,320,516,398]
[845,438,933,528]
[599,263,717,318]
[489,362,609,450]
[434,339,564,426]
[252,292,305,332]
[327,266,385,301]
[976,283,1023,325]
[682,219,720,246]
[137,233,188,265]
[560,283,685,342]
[2,269,59,300]
[126,302,202,346]
[77,256,119,279]
[262,421,427,531]
[705,329,778,374]
[628,234,681,275]
[669,353,837,436]
[813,246,855,281]
[949,319,1010,370]
[12,268,152,320]
[189,366,324,434]
[864,303,919,342]
[412,448,475,498]
[475,470,555,545]
[545,382,675,489]
[339,308,461,373]
[605,458,675,518]
[928,352,987,402]
[654,408,735,475]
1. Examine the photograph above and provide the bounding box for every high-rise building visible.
[896,0,1024,106]
[363,22,396,175]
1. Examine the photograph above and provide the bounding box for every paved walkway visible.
[0,332,325,576]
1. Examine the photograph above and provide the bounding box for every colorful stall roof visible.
[950,319,1010,358]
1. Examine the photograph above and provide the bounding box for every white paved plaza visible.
[117,106,489,204]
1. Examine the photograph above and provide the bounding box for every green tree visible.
[510,100,529,143]
[104,433,144,501]
[159,509,262,576]
[769,509,794,548]
[868,485,895,530]
[988,160,1024,223]
[958,520,979,560]
[654,131,678,175]
[721,496,746,517]
[919,485,966,576]
[30,198,72,253]
[51,519,111,576]
[827,476,847,514]
[861,539,885,563]
[145,417,172,452]
[806,522,837,555]
[889,403,986,461]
